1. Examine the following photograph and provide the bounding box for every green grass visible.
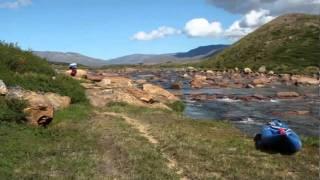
[105,103,320,179]
[0,97,26,123]
[0,103,99,179]
[93,112,178,179]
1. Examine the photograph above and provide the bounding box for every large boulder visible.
[194,74,207,81]
[252,77,270,86]
[0,80,8,95]
[277,92,300,98]
[291,75,319,85]
[143,84,179,102]
[22,92,54,126]
[280,74,291,82]
[171,82,183,89]
[190,79,204,89]
[244,68,252,74]
[44,92,71,111]
[97,77,133,88]
[258,66,267,73]
[7,89,70,126]
[125,87,154,103]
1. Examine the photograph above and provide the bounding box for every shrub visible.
[167,101,186,113]
[0,97,26,123]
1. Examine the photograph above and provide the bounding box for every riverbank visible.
[1,67,319,179]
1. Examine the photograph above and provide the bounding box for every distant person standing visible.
[69,63,77,76]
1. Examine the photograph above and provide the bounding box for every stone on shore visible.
[258,66,267,73]
[0,80,8,95]
[143,83,178,102]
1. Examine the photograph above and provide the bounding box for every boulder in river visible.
[194,74,207,81]
[0,80,8,95]
[277,92,300,98]
[252,77,270,85]
[171,82,183,89]
[291,75,319,85]
[191,79,204,89]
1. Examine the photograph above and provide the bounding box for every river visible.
[129,70,320,137]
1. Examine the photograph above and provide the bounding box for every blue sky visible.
[0,0,318,60]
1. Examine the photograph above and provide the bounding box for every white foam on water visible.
[270,99,280,103]
[237,118,264,125]
[217,98,241,103]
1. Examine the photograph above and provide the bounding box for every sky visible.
[0,0,319,60]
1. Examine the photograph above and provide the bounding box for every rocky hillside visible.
[200,14,320,73]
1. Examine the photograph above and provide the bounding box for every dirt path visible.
[96,111,188,180]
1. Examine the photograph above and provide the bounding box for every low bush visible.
[167,101,186,113]
[0,97,26,123]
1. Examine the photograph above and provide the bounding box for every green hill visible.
[199,14,320,73]
[0,42,86,103]
[0,42,86,122]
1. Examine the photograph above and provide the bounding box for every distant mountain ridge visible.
[106,44,229,65]
[33,44,229,67]
[33,51,108,67]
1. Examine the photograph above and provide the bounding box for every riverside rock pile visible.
[2,83,71,126]
[74,71,180,110]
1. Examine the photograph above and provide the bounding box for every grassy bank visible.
[104,103,320,179]
[0,103,178,179]
[0,103,99,179]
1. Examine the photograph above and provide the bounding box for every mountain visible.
[106,45,228,65]
[33,44,228,66]
[200,14,320,73]
[174,44,228,58]
[33,51,108,67]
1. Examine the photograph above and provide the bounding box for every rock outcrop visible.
[97,77,133,88]
[0,80,8,95]
[143,83,179,102]
[258,66,267,73]
[44,92,71,111]
[6,88,71,126]
[244,68,252,74]
[291,75,319,85]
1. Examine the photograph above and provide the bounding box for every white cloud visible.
[184,18,223,37]
[0,0,32,9]
[207,0,320,15]
[131,26,181,41]
[131,10,275,41]
[225,9,275,39]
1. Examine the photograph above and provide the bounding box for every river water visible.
[130,71,320,137]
